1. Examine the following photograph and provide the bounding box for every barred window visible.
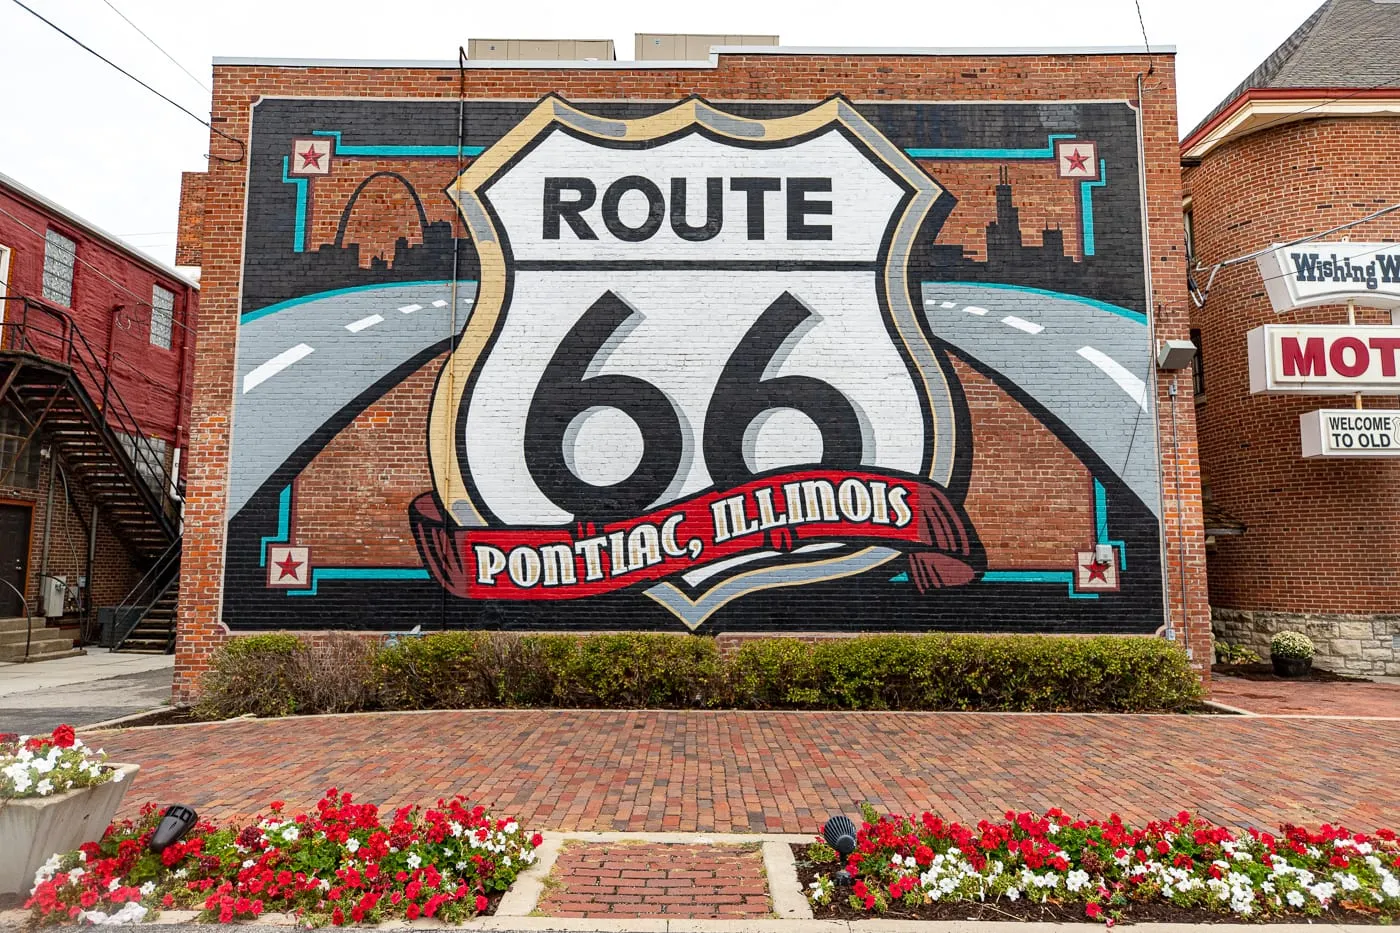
[0,402,40,489]
[1190,328,1206,398]
[150,284,175,349]
[42,229,77,306]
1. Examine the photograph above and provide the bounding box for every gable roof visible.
[1186,0,1400,142]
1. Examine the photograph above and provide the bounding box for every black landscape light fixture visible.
[822,814,858,885]
[148,805,199,853]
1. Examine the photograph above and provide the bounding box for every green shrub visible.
[195,633,307,719]
[198,630,1201,718]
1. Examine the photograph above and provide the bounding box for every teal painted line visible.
[981,570,1099,600]
[889,572,909,583]
[240,280,475,324]
[906,134,1074,160]
[288,567,432,597]
[280,157,309,253]
[924,281,1147,325]
[1094,479,1110,545]
[258,485,292,568]
[312,130,483,157]
[1079,159,1108,257]
[1093,478,1128,569]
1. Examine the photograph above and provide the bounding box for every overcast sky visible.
[0,0,1324,267]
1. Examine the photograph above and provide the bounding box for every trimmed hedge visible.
[196,632,1201,719]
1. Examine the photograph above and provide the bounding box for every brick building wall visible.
[1183,115,1400,676]
[175,172,206,269]
[174,50,1208,701]
[0,181,199,447]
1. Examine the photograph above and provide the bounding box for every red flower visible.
[1155,840,1171,855]
[51,724,76,748]
[475,895,488,913]
[269,800,285,812]
[530,832,543,847]
[1086,903,1103,920]
[331,907,344,925]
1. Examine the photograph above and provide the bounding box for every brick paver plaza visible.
[89,708,1400,833]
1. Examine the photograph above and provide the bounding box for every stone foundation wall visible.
[1212,608,1400,677]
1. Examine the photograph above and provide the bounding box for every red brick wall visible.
[0,183,199,448]
[175,173,206,269]
[175,53,1207,700]
[1184,116,1400,614]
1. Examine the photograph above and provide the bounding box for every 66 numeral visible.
[522,291,863,522]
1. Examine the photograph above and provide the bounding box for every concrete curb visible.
[81,706,177,731]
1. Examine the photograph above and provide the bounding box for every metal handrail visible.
[110,537,180,651]
[0,296,180,531]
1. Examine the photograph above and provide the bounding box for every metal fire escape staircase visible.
[0,297,182,653]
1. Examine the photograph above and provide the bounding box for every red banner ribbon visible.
[410,469,978,600]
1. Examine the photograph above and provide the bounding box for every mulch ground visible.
[1214,662,1371,683]
[791,844,1395,924]
[536,842,770,919]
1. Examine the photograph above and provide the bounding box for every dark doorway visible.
[0,502,32,617]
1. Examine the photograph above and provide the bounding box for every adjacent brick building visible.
[0,172,196,657]
[173,42,1208,700]
[1183,0,1400,675]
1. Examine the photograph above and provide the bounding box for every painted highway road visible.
[229,281,477,517]
[920,281,1161,517]
[230,278,1158,521]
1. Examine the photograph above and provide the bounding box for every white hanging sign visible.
[1248,324,1400,395]
[1256,242,1400,313]
[1300,409,1400,458]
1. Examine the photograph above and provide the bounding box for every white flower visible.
[1005,888,1020,901]
[504,821,518,835]
[346,838,359,853]
[1286,890,1305,908]
[1065,870,1090,892]
[281,825,300,842]
[140,882,156,896]
[1337,873,1360,892]
[111,769,124,783]
[1310,881,1336,904]
[407,853,422,870]
[35,779,53,796]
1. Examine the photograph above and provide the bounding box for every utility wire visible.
[1190,201,1400,306]
[97,0,210,93]
[7,0,242,162]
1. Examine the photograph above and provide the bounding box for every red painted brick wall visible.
[0,182,199,450]
[174,52,1208,700]
[1183,116,1400,614]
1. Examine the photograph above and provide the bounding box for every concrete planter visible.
[0,763,139,896]
[1272,655,1313,678]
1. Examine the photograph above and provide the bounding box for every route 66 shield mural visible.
[410,97,980,629]
[225,92,1165,633]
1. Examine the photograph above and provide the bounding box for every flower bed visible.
[798,805,1400,924]
[25,789,541,926]
[1,726,119,799]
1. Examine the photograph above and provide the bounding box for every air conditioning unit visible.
[41,575,66,617]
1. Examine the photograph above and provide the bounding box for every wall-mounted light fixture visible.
[1157,339,1197,371]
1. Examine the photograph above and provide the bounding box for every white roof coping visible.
[212,45,1175,69]
[0,171,199,289]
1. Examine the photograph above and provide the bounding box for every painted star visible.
[1065,149,1090,174]
[1084,558,1111,583]
[299,146,324,169]
[275,553,304,581]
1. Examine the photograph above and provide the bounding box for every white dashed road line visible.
[243,343,314,394]
[345,314,383,333]
[963,306,989,316]
[1077,346,1148,411]
[432,299,448,308]
[399,303,423,314]
[1001,315,1044,334]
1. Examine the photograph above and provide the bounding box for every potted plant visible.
[1270,631,1314,678]
[0,725,139,896]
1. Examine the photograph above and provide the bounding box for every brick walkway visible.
[89,710,1400,833]
[535,843,769,918]
[1211,675,1400,717]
